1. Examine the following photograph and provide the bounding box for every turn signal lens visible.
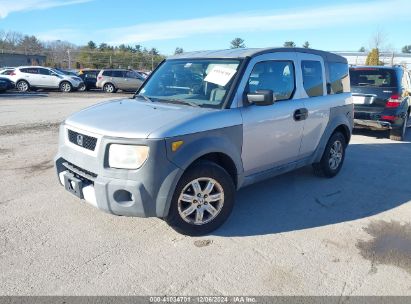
[171,140,184,152]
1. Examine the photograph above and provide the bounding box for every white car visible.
[9,66,84,92]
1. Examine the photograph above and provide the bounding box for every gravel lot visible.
[1,91,411,296]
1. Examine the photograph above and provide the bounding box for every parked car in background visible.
[350,65,411,141]
[133,70,148,79]
[9,66,84,92]
[56,47,353,235]
[0,68,15,77]
[78,69,100,91]
[0,77,15,92]
[96,69,145,93]
[56,69,78,76]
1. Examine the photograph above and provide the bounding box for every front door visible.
[38,68,58,88]
[239,52,306,176]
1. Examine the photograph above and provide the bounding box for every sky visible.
[0,0,410,55]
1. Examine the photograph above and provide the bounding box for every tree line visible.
[1,29,410,69]
[0,30,166,70]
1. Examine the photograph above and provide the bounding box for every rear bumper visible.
[354,119,391,130]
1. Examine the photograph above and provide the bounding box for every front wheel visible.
[313,132,346,178]
[165,161,235,236]
[60,81,72,92]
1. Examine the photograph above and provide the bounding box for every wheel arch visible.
[312,105,353,163]
[187,152,238,188]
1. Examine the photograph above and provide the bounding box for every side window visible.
[328,62,349,94]
[39,68,50,75]
[102,70,112,77]
[21,68,39,74]
[125,71,137,78]
[247,60,295,101]
[301,60,324,97]
[112,70,124,78]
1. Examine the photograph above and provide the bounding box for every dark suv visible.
[350,66,411,140]
[78,69,100,91]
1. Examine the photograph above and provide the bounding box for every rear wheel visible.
[389,113,408,141]
[16,80,29,92]
[165,161,235,236]
[60,81,72,92]
[103,83,115,93]
[313,132,346,178]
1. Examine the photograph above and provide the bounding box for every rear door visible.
[20,68,40,86]
[349,67,399,117]
[112,70,126,89]
[296,53,330,157]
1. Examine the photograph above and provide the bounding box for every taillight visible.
[98,76,102,80]
[386,94,401,108]
[10,72,16,76]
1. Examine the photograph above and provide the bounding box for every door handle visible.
[293,108,308,121]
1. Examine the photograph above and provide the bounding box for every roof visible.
[350,65,404,70]
[168,47,347,63]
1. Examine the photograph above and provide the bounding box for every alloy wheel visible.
[177,177,224,225]
[329,140,343,170]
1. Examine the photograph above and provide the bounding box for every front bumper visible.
[72,81,84,89]
[55,124,183,217]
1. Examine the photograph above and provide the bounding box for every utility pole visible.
[67,49,71,69]
[151,55,154,71]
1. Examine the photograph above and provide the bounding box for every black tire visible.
[389,113,408,141]
[313,132,346,178]
[103,83,116,93]
[59,81,72,93]
[78,83,86,92]
[16,80,29,92]
[165,161,235,236]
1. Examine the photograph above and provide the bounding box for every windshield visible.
[137,59,241,108]
[350,68,397,88]
[52,69,65,76]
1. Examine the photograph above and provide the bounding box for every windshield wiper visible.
[135,94,154,103]
[161,99,201,107]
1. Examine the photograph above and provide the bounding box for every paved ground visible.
[1,92,411,296]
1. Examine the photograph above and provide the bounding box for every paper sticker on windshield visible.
[204,66,237,86]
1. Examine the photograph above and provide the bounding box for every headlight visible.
[108,144,149,169]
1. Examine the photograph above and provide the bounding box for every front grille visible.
[68,129,97,151]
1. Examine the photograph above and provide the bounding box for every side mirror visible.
[246,90,275,106]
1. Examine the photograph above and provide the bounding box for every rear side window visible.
[20,68,39,74]
[350,68,397,88]
[301,61,324,97]
[102,70,112,77]
[111,70,125,78]
[328,62,350,94]
[247,60,295,101]
[1,70,14,75]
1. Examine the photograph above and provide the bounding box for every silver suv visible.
[10,66,84,92]
[55,48,353,235]
[96,69,144,93]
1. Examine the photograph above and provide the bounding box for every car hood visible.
[64,98,212,139]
